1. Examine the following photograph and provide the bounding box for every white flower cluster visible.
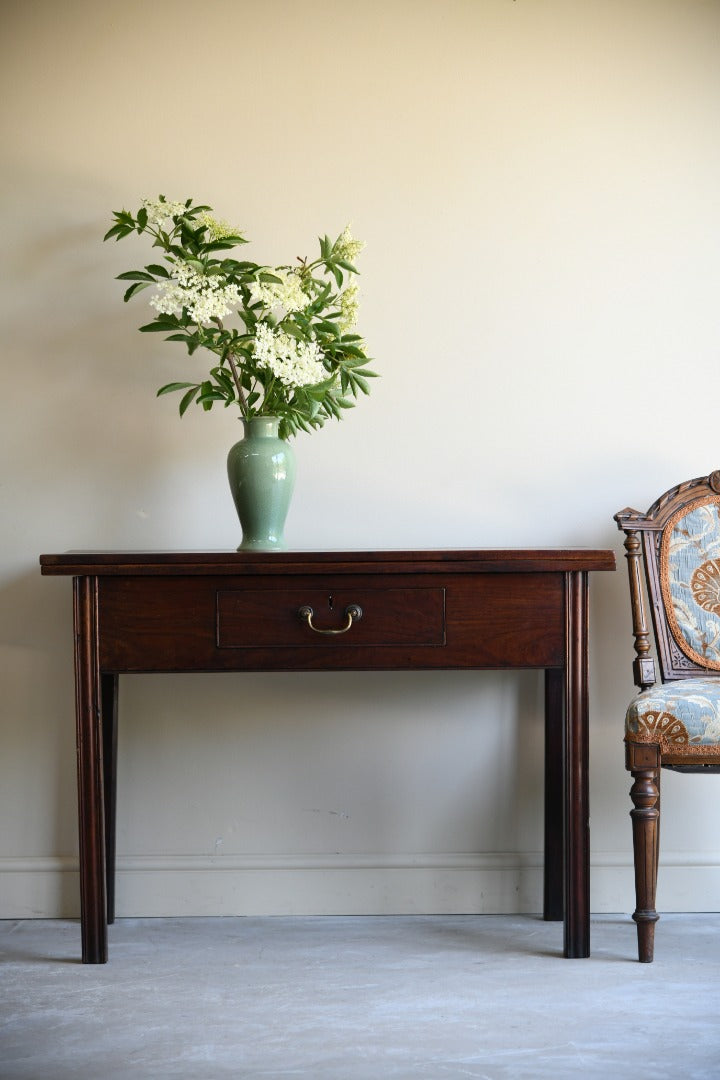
[252,322,327,388]
[339,284,359,330]
[196,210,243,242]
[249,270,308,314]
[150,263,241,325]
[141,197,187,226]
[332,225,365,262]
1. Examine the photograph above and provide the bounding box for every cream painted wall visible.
[2,0,720,922]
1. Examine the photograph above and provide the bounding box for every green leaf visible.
[203,240,241,253]
[108,209,134,227]
[211,367,235,392]
[197,380,222,412]
[105,224,134,242]
[136,207,148,230]
[139,319,179,332]
[123,281,151,302]
[314,319,340,338]
[145,263,171,278]
[178,386,200,416]
[306,377,337,399]
[325,396,342,419]
[348,373,371,395]
[157,382,196,396]
[308,284,332,312]
[116,270,156,282]
[229,260,261,273]
[281,321,304,340]
[103,223,126,242]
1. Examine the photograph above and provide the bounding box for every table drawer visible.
[97,571,564,671]
[217,587,446,648]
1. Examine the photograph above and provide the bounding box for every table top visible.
[40,549,616,576]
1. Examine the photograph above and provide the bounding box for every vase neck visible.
[243,416,280,438]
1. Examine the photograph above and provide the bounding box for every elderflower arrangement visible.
[105,196,376,438]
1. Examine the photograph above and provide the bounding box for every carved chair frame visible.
[615,470,720,961]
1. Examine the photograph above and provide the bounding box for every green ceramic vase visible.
[227,416,296,551]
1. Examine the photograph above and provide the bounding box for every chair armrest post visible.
[622,530,656,690]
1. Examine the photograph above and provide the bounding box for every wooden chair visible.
[615,471,720,962]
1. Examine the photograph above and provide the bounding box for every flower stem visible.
[212,316,249,418]
[225,349,249,418]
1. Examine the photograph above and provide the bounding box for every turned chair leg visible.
[629,766,660,962]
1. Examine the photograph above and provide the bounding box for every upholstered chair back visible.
[615,473,720,689]
[661,496,720,673]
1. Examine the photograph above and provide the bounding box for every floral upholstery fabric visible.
[661,497,720,669]
[626,677,720,751]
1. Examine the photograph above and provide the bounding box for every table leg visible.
[73,576,108,964]
[543,668,564,922]
[101,673,118,925]
[563,570,590,958]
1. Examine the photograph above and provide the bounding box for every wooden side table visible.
[40,548,615,963]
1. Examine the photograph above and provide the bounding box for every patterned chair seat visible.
[626,677,720,763]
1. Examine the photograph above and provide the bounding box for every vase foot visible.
[236,539,287,552]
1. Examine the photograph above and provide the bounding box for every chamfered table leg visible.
[563,570,590,958]
[73,576,108,964]
[101,673,119,926]
[544,668,564,922]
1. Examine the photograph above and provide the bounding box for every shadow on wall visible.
[112,667,546,873]
[0,569,80,912]
[4,166,241,551]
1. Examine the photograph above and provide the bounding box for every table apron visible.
[96,572,566,672]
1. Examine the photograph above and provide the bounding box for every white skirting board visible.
[3,852,720,918]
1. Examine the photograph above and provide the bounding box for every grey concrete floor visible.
[2,914,719,1079]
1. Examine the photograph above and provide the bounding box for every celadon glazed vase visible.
[227,416,296,551]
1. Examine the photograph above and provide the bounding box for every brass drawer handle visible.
[298,604,363,635]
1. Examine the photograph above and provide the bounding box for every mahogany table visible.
[40,548,615,963]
